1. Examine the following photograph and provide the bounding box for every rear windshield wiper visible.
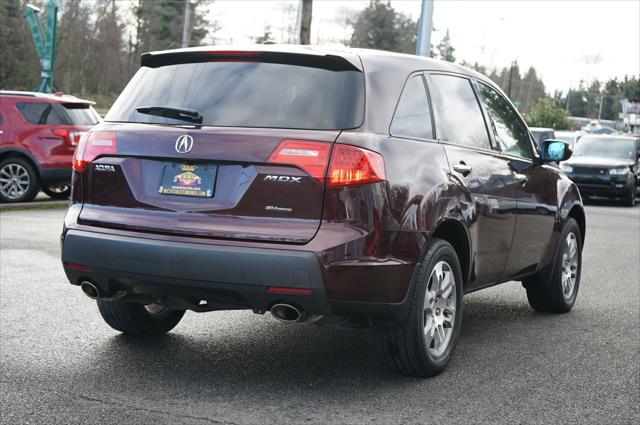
[135,106,203,124]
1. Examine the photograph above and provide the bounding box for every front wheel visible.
[623,182,636,207]
[523,218,582,313]
[376,238,464,377]
[97,300,185,336]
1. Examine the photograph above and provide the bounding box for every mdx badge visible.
[175,135,194,154]
[264,175,302,183]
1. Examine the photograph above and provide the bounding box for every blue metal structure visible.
[25,1,58,93]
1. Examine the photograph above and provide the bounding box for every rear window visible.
[63,104,100,125]
[16,102,98,126]
[105,61,365,130]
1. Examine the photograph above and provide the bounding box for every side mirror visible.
[541,139,572,162]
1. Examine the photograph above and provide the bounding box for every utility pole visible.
[299,0,312,45]
[416,0,434,56]
[598,95,604,120]
[181,0,191,48]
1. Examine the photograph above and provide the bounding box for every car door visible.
[475,82,557,278]
[427,73,517,288]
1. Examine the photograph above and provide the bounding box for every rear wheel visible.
[42,183,71,200]
[376,238,463,377]
[96,300,185,336]
[523,218,582,313]
[0,158,39,203]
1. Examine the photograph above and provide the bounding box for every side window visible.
[16,102,49,124]
[390,75,433,140]
[428,74,490,149]
[477,83,534,159]
[15,102,67,125]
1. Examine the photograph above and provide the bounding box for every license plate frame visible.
[158,163,216,198]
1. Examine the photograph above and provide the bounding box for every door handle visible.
[453,162,472,176]
[514,173,528,184]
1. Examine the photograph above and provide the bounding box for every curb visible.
[0,201,69,212]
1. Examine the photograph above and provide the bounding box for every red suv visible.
[0,91,101,203]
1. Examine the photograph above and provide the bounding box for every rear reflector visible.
[267,287,314,295]
[267,140,331,183]
[73,131,117,172]
[328,144,385,186]
[66,262,92,272]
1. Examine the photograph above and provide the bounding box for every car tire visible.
[523,218,582,313]
[96,300,185,336]
[0,157,39,203]
[623,182,636,207]
[41,183,71,200]
[375,238,464,377]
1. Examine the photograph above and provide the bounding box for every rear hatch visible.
[76,48,365,244]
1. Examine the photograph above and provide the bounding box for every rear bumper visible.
[62,229,332,314]
[40,167,72,185]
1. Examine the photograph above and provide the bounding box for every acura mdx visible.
[61,46,586,377]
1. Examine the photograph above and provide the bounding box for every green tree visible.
[0,0,42,90]
[437,29,455,62]
[349,0,416,54]
[526,98,573,130]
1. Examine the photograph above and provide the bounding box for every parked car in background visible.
[582,120,619,135]
[560,134,640,206]
[0,91,101,203]
[61,46,585,378]
[529,127,555,149]
[555,130,586,148]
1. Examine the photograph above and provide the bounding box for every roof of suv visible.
[140,44,491,84]
[0,90,95,105]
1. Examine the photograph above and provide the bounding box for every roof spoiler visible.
[141,49,363,72]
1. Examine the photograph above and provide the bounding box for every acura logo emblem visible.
[175,135,193,154]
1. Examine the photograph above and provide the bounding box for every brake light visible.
[266,287,314,295]
[267,140,331,183]
[52,128,83,146]
[73,131,117,172]
[328,144,385,186]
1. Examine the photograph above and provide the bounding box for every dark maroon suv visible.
[61,46,585,377]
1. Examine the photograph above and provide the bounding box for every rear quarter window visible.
[390,74,434,140]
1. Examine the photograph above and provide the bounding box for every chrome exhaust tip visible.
[270,304,304,323]
[80,281,100,299]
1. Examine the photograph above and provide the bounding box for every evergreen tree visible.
[349,0,416,54]
[437,29,455,62]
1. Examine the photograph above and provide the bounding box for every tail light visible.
[328,144,385,186]
[73,131,117,172]
[267,140,331,183]
[268,140,385,186]
[52,128,84,146]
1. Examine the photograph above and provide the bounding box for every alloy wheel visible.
[423,260,457,358]
[0,163,31,200]
[561,232,579,301]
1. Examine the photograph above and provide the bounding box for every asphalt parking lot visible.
[1,203,638,424]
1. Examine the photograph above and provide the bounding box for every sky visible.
[205,0,640,94]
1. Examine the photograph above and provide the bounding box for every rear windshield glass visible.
[105,61,365,130]
[63,104,100,125]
